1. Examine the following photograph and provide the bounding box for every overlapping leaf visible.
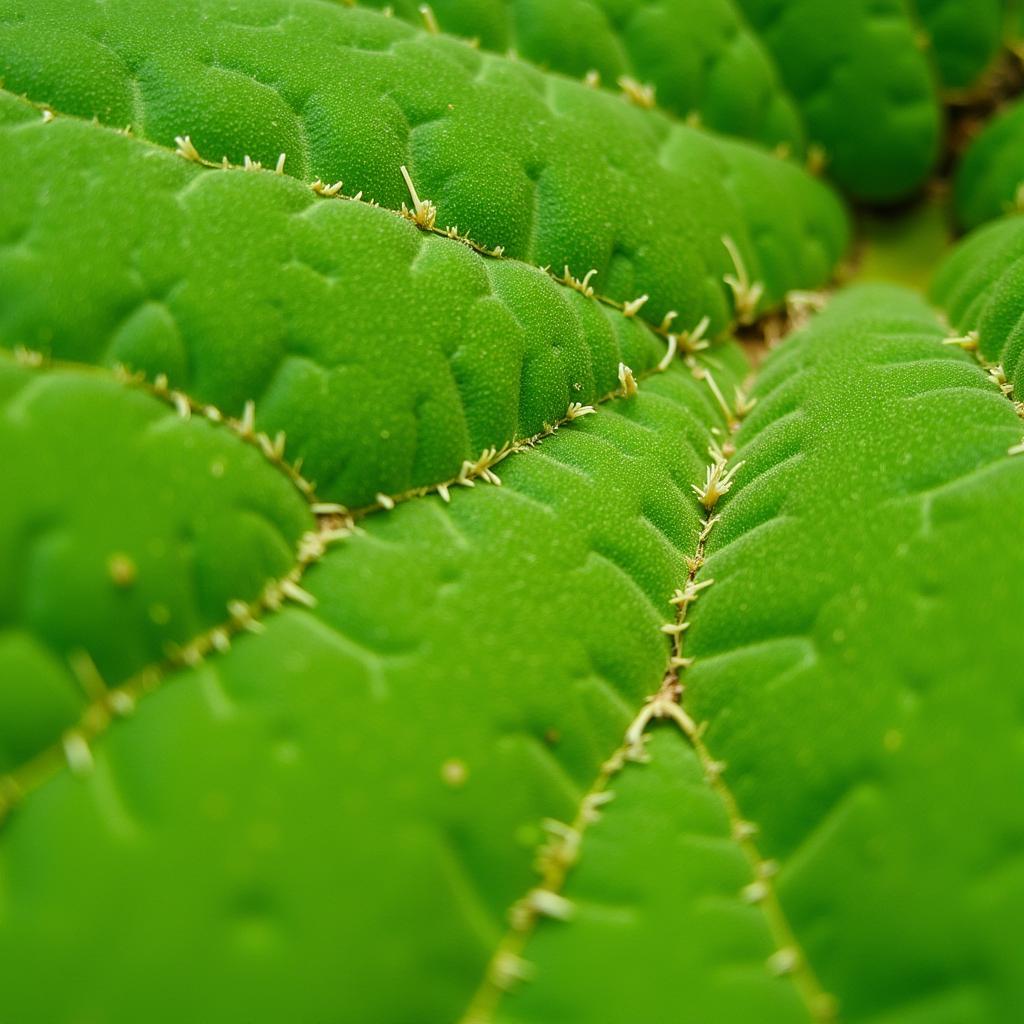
[1,3,1023,1023]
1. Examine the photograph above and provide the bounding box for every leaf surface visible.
[910,0,1006,90]
[733,0,941,200]
[0,0,847,330]
[685,285,1024,1022]
[954,98,1024,229]
[932,212,1024,395]
[1,4,1023,1023]
[0,356,313,774]
[0,359,753,1024]
[360,0,807,153]
[464,285,1024,1024]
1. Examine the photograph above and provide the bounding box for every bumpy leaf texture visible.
[955,97,1024,229]
[364,0,956,201]
[0,2,1023,1023]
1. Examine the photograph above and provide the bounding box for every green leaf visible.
[486,727,815,1024]
[0,357,747,1023]
[954,97,1024,229]
[2,3,1024,1023]
[459,285,1024,1024]
[910,0,1007,91]
[0,103,668,507]
[361,0,807,154]
[688,285,1024,1022]
[734,0,942,201]
[0,0,847,328]
[932,213,1024,393]
[0,104,828,503]
[0,355,313,774]
[362,0,967,203]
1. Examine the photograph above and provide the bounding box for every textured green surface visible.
[490,727,811,1024]
[2,2,1024,1022]
[362,0,807,153]
[735,0,942,201]
[686,286,1024,1022]
[489,286,1024,1024]
[0,356,313,772]
[0,0,846,330]
[0,96,842,505]
[911,0,1007,90]
[0,0,848,507]
[0,359,749,1023]
[954,96,1024,229]
[0,102,667,508]
[932,213,1024,390]
[366,0,974,204]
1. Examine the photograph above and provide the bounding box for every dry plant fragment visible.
[524,888,574,921]
[942,330,979,351]
[734,386,757,417]
[62,732,94,776]
[658,333,678,371]
[617,362,638,397]
[743,880,768,903]
[561,266,598,298]
[174,134,201,162]
[418,3,439,34]
[399,164,437,229]
[311,178,344,197]
[617,75,655,109]
[692,454,745,509]
[622,294,649,318]
[565,402,595,420]
[678,315,711,354]
[733,819,759,841]
[491,951,534,988]
[722,235,765,325]
[768,947,800,976]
